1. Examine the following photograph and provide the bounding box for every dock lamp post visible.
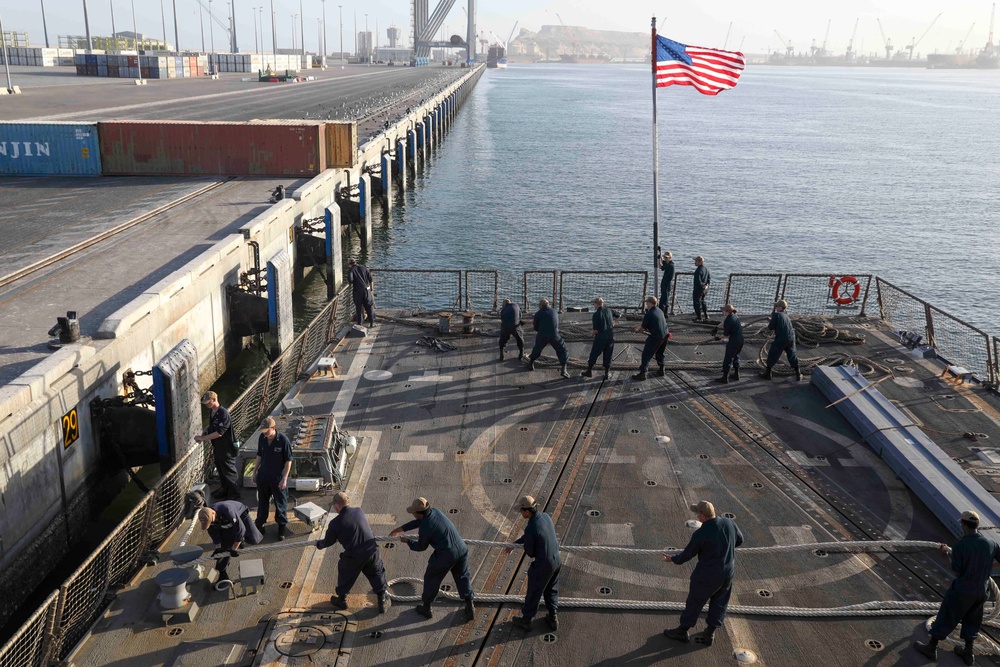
[270,0,277,57]
[201,3,206,51]
[82,0,94,51]
[0,11,16,94]
[365,13,369,65]
[258,6,264,54]
[321,0,327,57]
[251,6,257,53]
[299,0,305,57]
[209,0,215,57]
[40,0,51,48]
[108,0,117,49]
[338,4,343,68]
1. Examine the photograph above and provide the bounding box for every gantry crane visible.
[773,30,795,58]
[957,22,976,53]
[876,18,894,59]
[846,18,860,61]
[986,3,996,55]
[820,19,831,56]
[906,13,941,59]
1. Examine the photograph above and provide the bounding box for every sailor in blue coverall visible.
[254,416,293,540]
[506,495,561,632]
[714,304,744,384]
[316,491,390,613]
[664,500,744,647]
[914,510,1000,665]
[632,296,668,381]
[583,297,619,378]
[761,299,801,381]
[527,299,570,379]
[390,497,476,621]
[198,500,263,585]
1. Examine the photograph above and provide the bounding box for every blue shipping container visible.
[0,123,103,176]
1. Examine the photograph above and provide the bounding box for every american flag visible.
[654,35,745,96]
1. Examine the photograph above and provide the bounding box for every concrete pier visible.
[0,63,485,629]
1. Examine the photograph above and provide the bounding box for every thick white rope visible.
[177,535,1000,654]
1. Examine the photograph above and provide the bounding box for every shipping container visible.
[0,123,102,176]
[324,121,358,169]
[98,121,326,177]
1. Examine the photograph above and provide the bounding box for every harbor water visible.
[359,64,1000,333]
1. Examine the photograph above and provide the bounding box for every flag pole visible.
[651,16,660,303]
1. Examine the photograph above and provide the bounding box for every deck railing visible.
[4,269,998,666]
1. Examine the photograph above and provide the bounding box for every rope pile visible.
[179,535,1000,655]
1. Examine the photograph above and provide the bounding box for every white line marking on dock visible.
[331,334,378,425]
[519,447,552,463]
[410,370,453,382]
[584,453,637,464]
[390,445,445,461]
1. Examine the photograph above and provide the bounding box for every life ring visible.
[831,276,861,305]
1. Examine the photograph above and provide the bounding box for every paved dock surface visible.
[0,65,466,137]
[66,311,1000,666]
[0,177,303,385]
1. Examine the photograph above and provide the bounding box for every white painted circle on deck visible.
[892,376,923,388]
[364,370,393,381]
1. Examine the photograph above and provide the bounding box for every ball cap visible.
[519,496,537,511]
[201,390,218,404]
[259,416,276,429]
[961,510,980,524]
[690,500,716,518]
[407,497,430,514]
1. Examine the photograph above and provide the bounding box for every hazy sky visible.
[4,0,996,56]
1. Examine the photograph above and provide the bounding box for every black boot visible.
[702,307,709,321]
[696,628,716,646]
[527,359,535,371]
[499,348,505,361]
[546,611,559,630]
[277,524,288,541]
[330,595,348,610]
[631,371,647,381]
[663,626,690,643]
[518,350,526,361]
[581,367,593,378]
[731,367,740,381]
[559,364,570,379]
[377,591,390,614]
[955,639,976,666]
[794,367,803,382]
[759,367,772,380]
[655,367,666,377]
[464,597,476,622]
[913,637,938,660]
[414,603,433,618]
[512,615,532,631]
[714,373,729,384]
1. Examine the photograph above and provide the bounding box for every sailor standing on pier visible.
[663,500,744,647]
[315,491,390,614]
[504,496,561,632]
[582,297,619,379]
[527,299,570,379]
[498,298,526,361]
[760,299,801,382]
[390,497,476,622]
[914,510,1000,664]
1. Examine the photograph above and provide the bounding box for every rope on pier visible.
[180,535,1000,654]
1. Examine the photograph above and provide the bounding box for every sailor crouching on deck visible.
[315,491,390,613]
[663,500,744,647]
[390,497,476,621]
[527,299,570,378]
[914,510,1000,665]
[198,500,263,588]
[504,496,561,632]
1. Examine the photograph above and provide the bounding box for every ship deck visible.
[67,310,1000,666]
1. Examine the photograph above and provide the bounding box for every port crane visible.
[814,19,831,57]
[986,3,996,55]
[773,30,794,58]
[906,13,942,59]
[876,18,894,59]
[957,22,976,54]
[845,18,860,61]
[489,21,517,51]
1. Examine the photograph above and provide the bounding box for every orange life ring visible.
[831,276,861,305]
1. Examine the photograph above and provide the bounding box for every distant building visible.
[386,26,401,49]
[357,31,373,62]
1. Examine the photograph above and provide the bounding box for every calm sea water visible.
[354,64,1000,333]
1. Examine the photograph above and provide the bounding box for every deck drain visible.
[699,454,710,459]
[502,478,513,484]
[441,584,453,592]
[519,427,529,431]
[352,402,360,407]
[756,589,772,598]
[167,628,184,637]
[404,384,412,388]
[586,510,602,517]
[865,639,883,651]
[279,581,293,589]
[542,633,558,643]
[668,404,679,409]
[392,425,402,430]
[383,542,396,549]
[815,456,826,461]
[630,429,640,434]
[645,480,657,486]
[694,351,704,355]
[461,404,469,408]
[781,406,790,410]
[369,631,383,639]
[724,513,736,519]
[378,476,389,482]
[449,509,461,514]
[597,586,613,596]
[813,549,828,558]
[457,450,465,455]
[953,457,967,464]
[751,482,764,489]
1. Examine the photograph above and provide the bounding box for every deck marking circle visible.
[364,370,393,381]
[893,376,923,388]
[275,626,327,657]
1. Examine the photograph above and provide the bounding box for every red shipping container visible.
[188,56,197,69]
[97,120,326,177]
[127,55,139,67]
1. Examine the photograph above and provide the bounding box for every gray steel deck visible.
[0,177,303,385]
[66,311,1000,666]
